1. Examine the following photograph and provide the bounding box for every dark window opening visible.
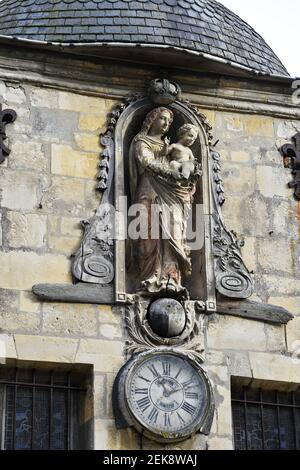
[0,366,92,450]
[232,384,300,450]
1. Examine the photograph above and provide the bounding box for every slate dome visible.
[0,0,289,77]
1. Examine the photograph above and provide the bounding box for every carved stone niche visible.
[32,79,293,325]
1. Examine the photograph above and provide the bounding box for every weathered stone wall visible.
[0,51,299,450]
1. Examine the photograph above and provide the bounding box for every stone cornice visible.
[0,41,299,120]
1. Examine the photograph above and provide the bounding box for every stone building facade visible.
[0,0,299,451]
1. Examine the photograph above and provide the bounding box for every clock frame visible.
[117,348,214,443]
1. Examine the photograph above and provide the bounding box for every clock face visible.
[125,352,208,441]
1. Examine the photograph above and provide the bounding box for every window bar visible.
[243,387,248,450]
[276,390,282,450]
[292,392,299,450]
[31,369,36,450]
[259,389,265,450]
[11,367,17,450]
[67,372,71,450]
[49,370,54,451]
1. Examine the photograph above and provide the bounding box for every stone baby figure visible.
[164,123,199,180]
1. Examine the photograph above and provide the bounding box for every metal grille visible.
[232,386,300,450]
[0,368,86,450]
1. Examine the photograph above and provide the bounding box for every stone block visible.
[51,144,98,178]
[264,324,286,353]
[240,237,256,273]
[105,373,115,419]
[244,115,274,138]
[0,333,17,360]
[207,437,233,450]
[30,87,59,108]
[94,374,107,418]
[74,134,100,152]
[75,353,124,373]
[20,290,41,313]
[97,306,121,325]
[48,215,61,235]
[58,91,104,113]
[78,113,106,132]
[60,217,83,237]
[15,335,79,363]
[256,165,291,198]
[99,324,123,340]
[3,84,27,105]
[263,276,300,296]
[286,316,300,354]
[78,339,123,356]
[276,120,299,140]
[268,296,300,316]
[42,303,98,337]
[271,199,297,238]
[0,251,71,290]
[222,162,255,197]
[227,351,252,378]
[257,239,294,274]
[9,141,48,172]
[207,315,267,351]
[43,175,86,216]
[0,311,40,334]
[0,169,39,210]
[31,107,78,143]
[94,419,138,450]
[249,351,300,384]
[6,212,47,249]
[231,150,250,163]
[222,195,270,237]
[0,288,19,317]
[48,235,80,255]
[215,384,233,437]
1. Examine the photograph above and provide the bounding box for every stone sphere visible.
[147,298,186,338]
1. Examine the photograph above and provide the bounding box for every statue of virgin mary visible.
[128,107,198,298]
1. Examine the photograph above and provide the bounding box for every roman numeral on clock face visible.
[185,392,199,399]
[162,362,171,376]
[148,407,159,424]
[137,375,151,384]
[147,364,159,378]
[137,396,151,412]
[164,413,171,428]
[182,402,196,415]
[176,412,185,424]
[135,388,148,395]
[182,378,194,389]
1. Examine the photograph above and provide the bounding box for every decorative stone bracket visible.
[280,132,300,200]
[0,104,17,164]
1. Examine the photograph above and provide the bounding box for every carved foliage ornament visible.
[280,132,300,200]
[0,104,17,164]
[125,297,206,364]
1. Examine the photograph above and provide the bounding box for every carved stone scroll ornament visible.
[210,149,254,299]
[0,104,17,164]
[280,132,300,200]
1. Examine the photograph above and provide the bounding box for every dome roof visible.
[0,0,289,77]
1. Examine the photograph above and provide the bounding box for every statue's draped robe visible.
[129,132,193,294]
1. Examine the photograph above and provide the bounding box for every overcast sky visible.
[219,0,300,77]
